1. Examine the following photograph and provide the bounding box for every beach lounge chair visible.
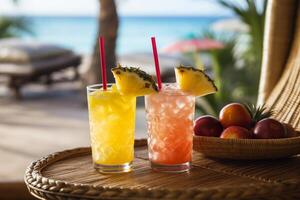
[0,39,81,99]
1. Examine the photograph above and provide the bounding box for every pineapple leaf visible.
[244,103,273,123]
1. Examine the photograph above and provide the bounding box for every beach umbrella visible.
[162,38,224,53]
[162,38,224,69]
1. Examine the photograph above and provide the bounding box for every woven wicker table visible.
[25,139,300,200]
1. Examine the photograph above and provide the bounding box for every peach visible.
[220,126,253,139]
[219,103,252,129]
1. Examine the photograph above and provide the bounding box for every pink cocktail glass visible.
[145,83,195,172]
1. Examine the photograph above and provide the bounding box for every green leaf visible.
[0,16,33,38]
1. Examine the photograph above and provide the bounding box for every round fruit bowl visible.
[193,134,300,160]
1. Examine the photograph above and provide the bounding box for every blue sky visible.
[0,0,233,16]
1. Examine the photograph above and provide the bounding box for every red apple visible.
[253,118,285,139]
[220,126,253,139]
[194,115,223,137]
[219,103,252,129]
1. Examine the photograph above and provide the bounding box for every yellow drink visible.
[87,84,136,173]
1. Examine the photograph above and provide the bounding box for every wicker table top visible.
[25,139,300,200]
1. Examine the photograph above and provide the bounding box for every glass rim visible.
[87,83,194,97]
[150,83,194,97]
[86,83,114,92]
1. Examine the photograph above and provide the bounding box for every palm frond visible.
[216,0,267,68]
[0,16,33,38]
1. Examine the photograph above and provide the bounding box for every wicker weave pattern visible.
[264,2,300,131]
[258,0,298,104]
[193,135,300,160]
[25,139,300,200]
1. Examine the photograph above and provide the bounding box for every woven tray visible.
[193,135,300,160]
[25,139,300,200]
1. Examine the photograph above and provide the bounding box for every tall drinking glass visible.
[145,83,195,172]
[87,84,136,173]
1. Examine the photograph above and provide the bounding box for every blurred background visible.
[0,0,266,191]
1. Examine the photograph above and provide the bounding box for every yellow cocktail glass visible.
[87,84,136,173]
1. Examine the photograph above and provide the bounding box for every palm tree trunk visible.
[84,0,118,85]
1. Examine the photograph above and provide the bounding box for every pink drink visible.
[145,84,195,172]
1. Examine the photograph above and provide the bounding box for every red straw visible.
[151,37,162,91]
[99,36,107,90]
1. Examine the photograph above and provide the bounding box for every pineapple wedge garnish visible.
[111,64,158,96]
[175,65,217,96]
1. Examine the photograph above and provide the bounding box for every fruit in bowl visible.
[219,103,274,129]
[253,118,285,139]
[194,116,223,137]
[220,126,253,139]
[219,103,252,128]
[193,101,297,140]
[192,101,300,160]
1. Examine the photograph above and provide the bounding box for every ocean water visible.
[22,16,229,55]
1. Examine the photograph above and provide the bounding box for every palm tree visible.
[195,0,268,116]
[217,0,267,68]
[84,0,119,85]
